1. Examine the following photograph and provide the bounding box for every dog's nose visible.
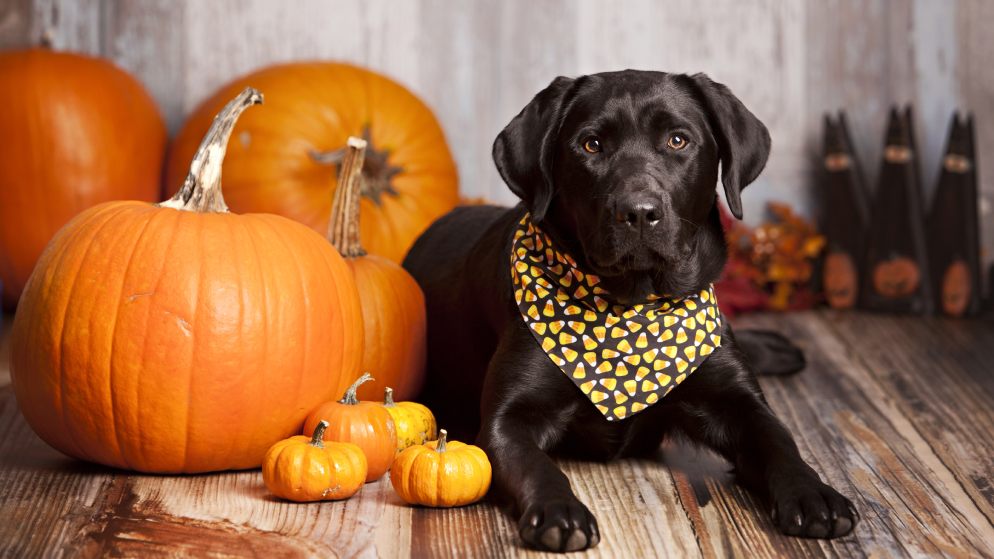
[615,200,661,229]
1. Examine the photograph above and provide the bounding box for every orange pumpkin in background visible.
[0,48,165,309]
[327,138,427,400]
[9,89,364,473]
[166,62,459,263]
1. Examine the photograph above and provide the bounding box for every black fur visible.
[403,70,856,552]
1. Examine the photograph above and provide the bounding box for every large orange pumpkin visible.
[9,88,364,473]
[328,138,427,399]
[0,48,165,309]
[166,62,459,263]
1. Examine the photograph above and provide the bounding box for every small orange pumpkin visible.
[263,420,367,502]
[390,429,492,507]
[327,138,427,400]
[304,373,397,482]
[382,387,437,452]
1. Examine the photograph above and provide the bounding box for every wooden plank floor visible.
[1,310,993,558]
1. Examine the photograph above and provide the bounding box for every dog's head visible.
[494,71,770,302]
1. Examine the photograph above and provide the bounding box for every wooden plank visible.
[739,311,994,557]
[3,311,993,557]
[819,312,994,523]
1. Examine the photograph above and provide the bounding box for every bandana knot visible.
[510,214,723,421]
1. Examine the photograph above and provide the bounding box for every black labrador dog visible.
[403,71,857,552]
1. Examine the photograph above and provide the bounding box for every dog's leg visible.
[673,334,858,538]
[477,324,599,552]
[735,329,806,376]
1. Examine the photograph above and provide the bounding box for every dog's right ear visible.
[492,76,576,222]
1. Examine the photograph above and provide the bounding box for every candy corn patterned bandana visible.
[510,214,723,421]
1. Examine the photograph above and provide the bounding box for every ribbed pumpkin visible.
[166,62,459,263]
[382,387,437,452]
[328,138,427,399]
[303,373,397,482]
[9,88,364,473]
[390,429,492,507]
[263,420,367,502]
[0,48,165,309]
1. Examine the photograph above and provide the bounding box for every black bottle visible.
[927,112,982,316]
[860,106,933,313]
[821,111,870,309]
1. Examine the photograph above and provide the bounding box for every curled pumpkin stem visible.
[339,372,374,405]
[384,387,396,407]
[436,429,448,453]
[328,136,368,257]
[310,420,329,448]
[161,87,263,213]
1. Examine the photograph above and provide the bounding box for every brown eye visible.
[582,137,602,154]
[667,134,688,150]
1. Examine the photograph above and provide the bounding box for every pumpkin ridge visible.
[181,213,206,471]
[55,203,137,464]
[259,215,313,424]
[238,217,273,457]
[221,216,251,465]
[105,206,159,470]
[12,202,123,405]
[133,207,184,469]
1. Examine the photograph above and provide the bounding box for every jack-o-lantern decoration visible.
[823,252,858,309]
[940,260,971,317]
[872,256,920,299]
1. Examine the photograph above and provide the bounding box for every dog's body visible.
[403,70,857,552]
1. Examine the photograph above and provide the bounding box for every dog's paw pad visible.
[518,499,599,552]
[771,479,858,539]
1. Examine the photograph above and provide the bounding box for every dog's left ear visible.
[689,74,771,219]
[493,76,577,221]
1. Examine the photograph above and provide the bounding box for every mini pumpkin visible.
[382,387,437,452]
[390,429,492,507]
[303,373,397,482]
[263,420,367,502]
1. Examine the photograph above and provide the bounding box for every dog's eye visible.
[582,137,602,154]
[666,134,688,150]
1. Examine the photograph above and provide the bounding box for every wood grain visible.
[2,311,993,557]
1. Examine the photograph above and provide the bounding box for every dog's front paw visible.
[770,476,858,538]
[518,498,600,552]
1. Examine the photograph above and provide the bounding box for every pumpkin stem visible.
[383,387,396,407]
[310,127,403,207]
[339,372,374,405]
[327,136,368,258]
[436,429,448,453]
[310,420,329,448]
[160,87,263,213]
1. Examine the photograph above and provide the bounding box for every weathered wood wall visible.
[2,0,992,268]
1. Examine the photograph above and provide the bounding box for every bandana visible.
[510,214,723,421]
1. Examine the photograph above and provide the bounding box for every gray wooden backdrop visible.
[2,0,992,268]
